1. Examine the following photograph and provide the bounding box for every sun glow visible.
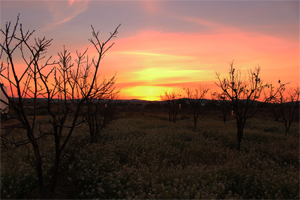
[132,68,210,82]
[123,86,167,101]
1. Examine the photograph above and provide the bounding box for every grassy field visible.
[1,110,299,199]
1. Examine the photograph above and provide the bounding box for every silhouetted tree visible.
[268,101,281,121]
[276,87,299,135]
[212,91,232,123]
[161,91,180,123]
[215,61,285,151]
[83,89,118,143]
[184,86,209,132]
[0,14,120,197]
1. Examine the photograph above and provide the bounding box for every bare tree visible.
[0,15,120,197]
[83,80,118,143]
[268,101,281,121]
[276,87,299,135]
[160,91,181,123]
[211,91,232,123]
[184,86,209,132]
[215,61,285,151]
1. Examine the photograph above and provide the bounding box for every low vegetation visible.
[1,110,299,199]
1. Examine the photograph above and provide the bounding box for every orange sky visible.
[1,1,299,101]
[104,29,298,100]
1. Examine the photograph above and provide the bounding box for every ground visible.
[1,107,299,199]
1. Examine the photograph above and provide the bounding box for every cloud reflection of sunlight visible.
[123,86,166,101]
[131,68,211,82]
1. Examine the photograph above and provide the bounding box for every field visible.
[1,107,299,199]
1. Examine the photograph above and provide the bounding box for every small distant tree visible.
[184,86,209,132]
[215,61,285,151]
[161,91,181,123]
[276,87,299,135]
[0,15,120,197]
[83,81,118,143]
[268,101,281,121]
[212,91,232,123]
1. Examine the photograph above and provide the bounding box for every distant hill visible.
[7,97,299,106]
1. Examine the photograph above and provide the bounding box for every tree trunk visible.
[274,112,280,121]
[236,131,242,151]
[285,126,290,136]
[90,134,95,143]
[284,119,288,136]
[236,124,244,151]
[49,151,61,197]
[193,118,197,132]
[29,131,45,197]
[173,112,176,123]
[33,145,46,197]
[45,131,62,198]
[223,111,227,123]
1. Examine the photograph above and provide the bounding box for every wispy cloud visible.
[120,51,193,60]
[139,0,161,14]
[69,0,75,5]
[43,0,89,31]
[131,68,210,82]
[169,14,239,34]
[176,15,221,29]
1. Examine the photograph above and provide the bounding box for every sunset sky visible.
[1,0,299,101]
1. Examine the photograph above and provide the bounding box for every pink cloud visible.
[139,1,161,15]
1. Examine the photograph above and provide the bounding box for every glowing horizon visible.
[1,1,299,101]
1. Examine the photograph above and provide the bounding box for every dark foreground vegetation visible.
[1,107,299,199]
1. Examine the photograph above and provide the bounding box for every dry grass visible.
[1,111,299,199]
